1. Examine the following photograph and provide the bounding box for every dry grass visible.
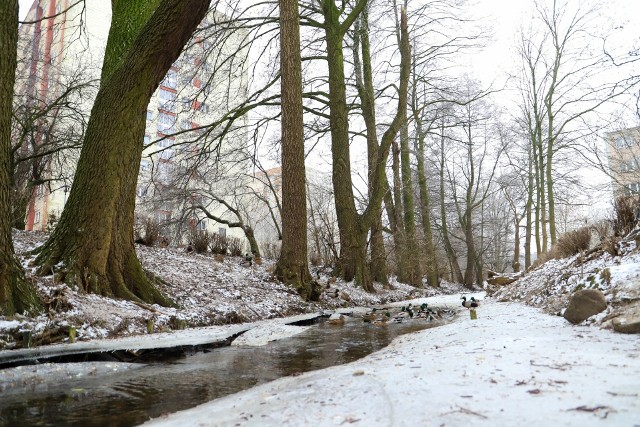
[554,226,592,258]
[613,194,640,236]
[188,229,210,254]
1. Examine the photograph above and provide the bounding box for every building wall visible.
[605,127,640,196]
[17,1,249,245]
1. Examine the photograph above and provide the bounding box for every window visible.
[156,138,173,149]
[137,185,148,197]
[143,135,151,146]
[140,159,150,172]
[218,227,226,238]
[181,119,192,131]
[616,137,629,149]
[158,149,174,160]
[35,184,44,197]
[34,210,41,224]
[157,113,176,134]
[162,69,178,89]
[625,183,640,194]
[196,219,207,231]
[146,110,153,121]
[157,162,173,183]
[157,211,171,222]
[158,88,176,112]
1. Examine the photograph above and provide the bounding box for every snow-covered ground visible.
[143,295,640,427]
[2,230,640,425]
[2,230,471,350]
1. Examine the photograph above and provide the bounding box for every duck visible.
[327,313,345,325]
[461,296,473,309]
[325,288,340,298]
[470,297,481,308]
[401,304,414,318]
[372,316,389,326]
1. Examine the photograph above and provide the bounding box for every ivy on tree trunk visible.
[33,0,211,305]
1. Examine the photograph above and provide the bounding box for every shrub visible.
[260,241,281,260]
[188,229,210,254]
[135,217,161,247]
[227,236,243,257]
[554,226,592,258]
[613,194,640,236]
[210,232,228,255]
[46,212,59,233]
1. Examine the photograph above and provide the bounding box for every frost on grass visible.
[492,238,640,328]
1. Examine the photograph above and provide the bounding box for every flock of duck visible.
[327,295,482,326]
[360,303,446,325]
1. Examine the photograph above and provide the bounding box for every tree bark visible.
[34,0,211,305]
[525,143,533,269]
[399,89,422,287]
[413,111,439,286]
[0,0,42,315]
[438,125,463,283]
[321,0,372,291]
[274,0,319,301]
[353,9,388,286]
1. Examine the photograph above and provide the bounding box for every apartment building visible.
[16,0,249,243]
[605,127,640,195]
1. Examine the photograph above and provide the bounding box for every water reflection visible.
[0,317,439,426]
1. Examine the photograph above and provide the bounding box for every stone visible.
[612,302,640,334]
[563,289,607,324]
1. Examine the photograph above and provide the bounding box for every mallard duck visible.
[461,296,472,309]
[401,304,414,318]
[470,297,481,308]
[325,288,340,298]
[372,316,389,326]
[327,313,345,325]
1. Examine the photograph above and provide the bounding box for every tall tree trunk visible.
[305,181,323,264]
[0,0,42,315]
[383,177,402,280]
[275,0,319,301]
[322,0,371,290]
[532,138,541,256]
[321,0,408,292]
[546,136,556,245]
[412,97,438,286]
[399,105,421,287]
[438,127,463,283]
[513,212,521,272]
[463,121,477,288]
[537,139,548,253]
[34,0,211,305]
[525,143,534,270]
[353,9,388,286]
[391,139,408,280]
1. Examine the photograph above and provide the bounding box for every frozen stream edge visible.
[142,294,640,427]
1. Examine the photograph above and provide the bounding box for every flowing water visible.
[0,317,442,426]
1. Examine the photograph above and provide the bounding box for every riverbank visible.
[2,230,472,350]
[144,295,640,427]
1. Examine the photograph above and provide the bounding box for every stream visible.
[0,316,443,426]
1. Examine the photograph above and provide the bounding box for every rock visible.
[563,289,607,324]
[612,302,640,334]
